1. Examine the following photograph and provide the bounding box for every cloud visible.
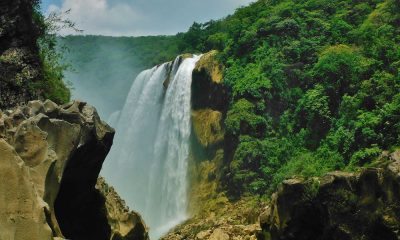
[48,0,144,36]
[46,0,254,36]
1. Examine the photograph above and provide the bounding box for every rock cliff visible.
[0,100,148,240]
[162,52,264,240]
[0,0,42,109]
[189,51,228,216]
[259,151,400,240]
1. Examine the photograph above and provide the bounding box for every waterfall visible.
[102,55,201,239]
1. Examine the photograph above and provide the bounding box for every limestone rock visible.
[0,100,149,240]
[189,51,229,217]
[192,51,228,111]
[210,228,230,240]
[195,51,223,84]
[259,155,400,240]
[196,230,212,239]
[192,109,224,150]
[0,139,53,240]
[96,177,149,240]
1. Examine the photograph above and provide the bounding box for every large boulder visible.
[0,100,149,240]
[259,152,400,240]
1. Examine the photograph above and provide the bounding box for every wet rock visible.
[192,109,224,151]
[192,51,228,111]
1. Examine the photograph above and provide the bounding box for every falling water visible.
[102,55,201,239]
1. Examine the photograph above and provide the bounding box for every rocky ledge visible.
[0,100,148,240]
[161,198,263,240]
[260,151,400,240]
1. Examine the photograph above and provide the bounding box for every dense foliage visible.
[32,1,71,104]
[178,0,400,196]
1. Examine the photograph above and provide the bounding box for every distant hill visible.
[58,35,181,118]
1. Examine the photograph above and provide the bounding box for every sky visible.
[41,0,254,36]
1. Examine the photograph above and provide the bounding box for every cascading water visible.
[102,55,201,239]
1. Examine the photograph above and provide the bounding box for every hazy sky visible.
[41,0,254,36]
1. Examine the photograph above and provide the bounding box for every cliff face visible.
[162,52,263,240]
[0,100,148,240]
[0,0,42,109]
[260,152,400,240]
[189,51,228,216]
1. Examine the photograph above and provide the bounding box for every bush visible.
[225,99,268,137]
[349,146,382,167]
[31,2,72,104]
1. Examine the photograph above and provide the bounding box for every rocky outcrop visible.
[192,51,228,111]
[259,152,400,240]
[161,198,263,240]
[96,177,149,240]
[0,100,148,240]
[189,52,228,215]
[0,0,42,109]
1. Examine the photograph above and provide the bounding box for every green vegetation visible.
[178,0,400,196]
[32,1,71,104]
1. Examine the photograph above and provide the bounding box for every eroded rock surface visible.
[259,152,400,240]
[0,100,148,240]
[97,177,149,240]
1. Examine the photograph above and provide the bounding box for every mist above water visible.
[58,35,180,119]
[102,55,201,239]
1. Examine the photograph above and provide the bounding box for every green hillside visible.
[177,0,400,196]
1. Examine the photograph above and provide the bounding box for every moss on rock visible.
[194,50,223,84]
[191,109,224,151]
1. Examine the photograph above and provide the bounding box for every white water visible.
[102,55,201,239]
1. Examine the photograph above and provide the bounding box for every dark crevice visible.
[54,130,113,240]
[44,207,57,237]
